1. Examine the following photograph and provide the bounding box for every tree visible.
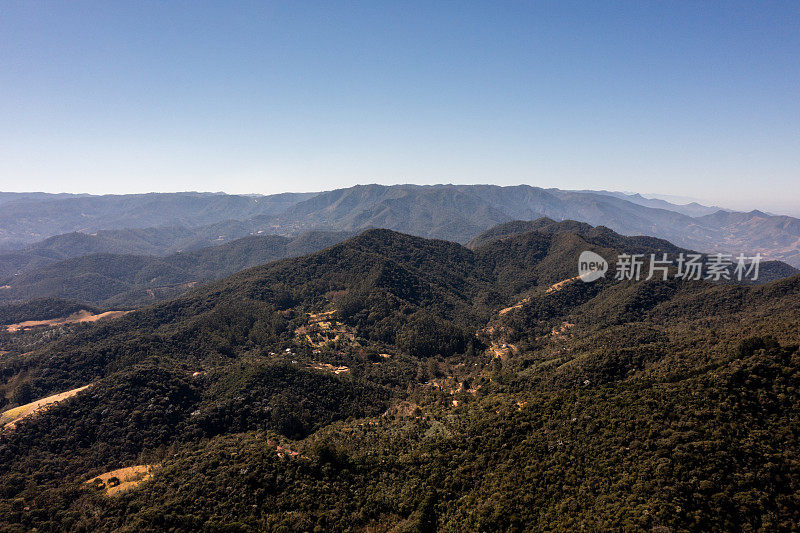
[11,382,33,406]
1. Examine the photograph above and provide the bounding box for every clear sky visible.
[1,1,798,213]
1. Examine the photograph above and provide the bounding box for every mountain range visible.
[1,221,799,530]
[0,230,355,307]
[2,217,795,309]
[0,191,314,249]
[588,190,727,217]
[2,184,800,266]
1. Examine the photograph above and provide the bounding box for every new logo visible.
[578,251,608,282]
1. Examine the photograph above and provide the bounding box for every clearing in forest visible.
[545,275,583,294]
[498,275,584,316]
[88,465,158,496]
[0,385,92,429]
[4,310,131,333]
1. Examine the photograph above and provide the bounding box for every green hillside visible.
[1,225,799,531]
[0,231,355,307]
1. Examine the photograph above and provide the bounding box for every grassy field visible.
[0,385,91,428]
[4,310,130,332]
[87,465,158,496]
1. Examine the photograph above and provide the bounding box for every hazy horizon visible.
[2,2,798,215]
[1,183,796,218]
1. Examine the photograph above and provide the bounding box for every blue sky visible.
[1,1,798,213]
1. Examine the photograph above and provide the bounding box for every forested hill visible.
[262,184,800,266]
[4,185,800,267]
[468,217,798,283]
[0,191,317,246]
[4,217,794,309]
[465,217,596,248]
[2,222,798,400]
[0,230,355,307]
[1,224,800,530]
[0,221,271,273]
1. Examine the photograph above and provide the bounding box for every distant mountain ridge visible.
[2,184,799,266]
[267,185,800,265]
[0,191,317,245]
[0,192,91,206]
[588,190,727,217]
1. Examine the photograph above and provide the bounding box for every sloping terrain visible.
[468,218,798,283]
[591,190,727,217]
[0,191,316,246]
[0,298,100,326]
[0,225,799,530]
[4,310,129,333]
[694,209,800,265]
[4,185,800,267]
[0,221,266,277]
[88,465,158,496]
[268,185,800,266]
[0,192,89,206]
[0,230,355,307]
[0,385,91,429]
[466,218,595,248]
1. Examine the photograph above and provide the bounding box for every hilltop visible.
[3,185,800,267]
[1,222,799,529]
[0,230,355,307]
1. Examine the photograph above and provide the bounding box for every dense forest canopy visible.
[1,221,799,531]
